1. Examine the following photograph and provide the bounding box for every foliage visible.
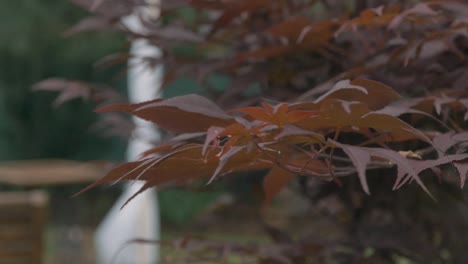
[54,0,468,262]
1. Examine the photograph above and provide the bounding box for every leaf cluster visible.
[63,0,468,207]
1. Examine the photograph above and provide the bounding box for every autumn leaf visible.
[294,99,430,142]
[263,166,296,207]
[97,94,235,133]
[232,102,320,127]
[311,79,401,110]
[267,17,311,42]
[76,144,271,202]
[233,45,291,64]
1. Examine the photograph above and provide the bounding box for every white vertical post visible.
[95,1,162,263]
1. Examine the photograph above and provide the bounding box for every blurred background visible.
[0,1,266,263]
[0,0,126,262]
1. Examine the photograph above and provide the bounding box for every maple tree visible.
[41,0,468,262]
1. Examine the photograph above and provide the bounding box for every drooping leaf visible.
[77,144,271,197]
[336,5,401,34]
[312,79,401,110]
[267,17,311,42]
[208,146,246,184]
[282,155,329,178]
[232,103,320,127]
[333,141,371,194]
[263,166,296,207]
[274,124,324,144]
[372,102,449,130]
[202,126,224,156]
[295,99,430,142]
[97,94,235,133]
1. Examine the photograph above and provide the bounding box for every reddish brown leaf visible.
[295,99,429,142]
[233,45,291,64]
[208,146,246,184]
[140,143,179,158]
[97,94,235,133]
[296,20,338,48]
[313,79,401,110]
[263,166,296,207]
[283,156,329,177]
[286,110,321,123]
[267,17,311,42]
[232,106,272,122]
[232,103,319,127]
[77,144,271,197]
[274,124,324,145]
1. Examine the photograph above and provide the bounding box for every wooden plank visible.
[0,160,109,186]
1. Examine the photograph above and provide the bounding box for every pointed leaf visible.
[207,146,245,184]
[232,106,272,122]
[267,17,311,42]
[77,144,271,197]
[97,94,235,133]
[314,79,401,110]
[203,126,223,155]
[333,141,371,194]
[275,124,324,145]
[263,166,296,207]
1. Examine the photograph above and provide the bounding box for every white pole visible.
[95,1,162,263]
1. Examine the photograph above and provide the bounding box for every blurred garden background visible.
[0,1,273,262]
[0,0,124,262]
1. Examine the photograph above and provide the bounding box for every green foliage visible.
[0,0,126,160]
